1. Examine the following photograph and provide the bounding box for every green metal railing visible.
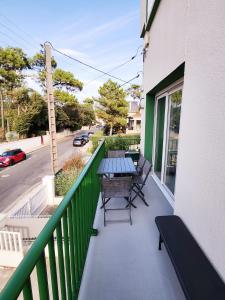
[0,140,105,300]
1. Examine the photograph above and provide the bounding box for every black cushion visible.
[155,215,225,300]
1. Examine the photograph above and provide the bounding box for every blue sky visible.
[0,0,142,101]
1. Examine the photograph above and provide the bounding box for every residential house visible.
[127,100,141,132]
[141,0,225,281]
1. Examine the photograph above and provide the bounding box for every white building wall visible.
[141,0,225,279]
[174,0,225,280]
[140,0,186,153]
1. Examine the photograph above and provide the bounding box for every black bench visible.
[155,215,225,300]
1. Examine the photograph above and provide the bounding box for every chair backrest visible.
[108,150,126,158]
[101,177,132,198]
[141,160,152,185]
[137,154,146,171]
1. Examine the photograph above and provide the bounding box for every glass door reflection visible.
[154,97,166,180]
[164,90,182,194]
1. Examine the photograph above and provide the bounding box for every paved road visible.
[0,131,89,212]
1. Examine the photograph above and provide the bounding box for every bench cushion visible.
[155,215,225,300]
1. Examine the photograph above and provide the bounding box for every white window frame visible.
[152,80,183,207]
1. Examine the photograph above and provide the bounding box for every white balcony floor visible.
[78,176,185,300]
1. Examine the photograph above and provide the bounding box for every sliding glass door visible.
[153,87,182,197]
[154,97,165,180]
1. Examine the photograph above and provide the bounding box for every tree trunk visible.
[109,124,113,136]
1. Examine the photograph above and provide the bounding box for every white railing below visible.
[0,230,23,267]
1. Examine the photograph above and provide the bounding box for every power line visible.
[0,13,40,49]
[0,20,38,51]
[86,45,143,86]
[0,30,32,51]
[119,73,140,88]
[50,43,128,83]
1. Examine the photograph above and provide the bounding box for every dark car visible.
[73,136,85,147]
[0,149,26,167]
[81,134,89,144]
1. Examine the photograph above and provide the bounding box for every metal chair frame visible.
[130,161,152,207]
[101,177,133,226]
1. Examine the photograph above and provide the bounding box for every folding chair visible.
[108,150,126,158]
[136,154,146,174]
[101,177,133,226]
[130,161,152,207]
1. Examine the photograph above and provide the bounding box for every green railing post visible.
[0,140,107,300]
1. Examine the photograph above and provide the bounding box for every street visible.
[0,132,89,212]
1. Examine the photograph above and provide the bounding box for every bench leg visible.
[158,234,163,250]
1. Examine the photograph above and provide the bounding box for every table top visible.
[97,157,136,175]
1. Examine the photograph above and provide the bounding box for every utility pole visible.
[44,42,58,174]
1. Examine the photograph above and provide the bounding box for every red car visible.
[0,149,26,167]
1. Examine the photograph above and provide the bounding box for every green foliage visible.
[30,52,57,69]
[54,89,78,105]
[81,98,96,126]
[53,69,83,92]
[91,133,140,154]
[90,130,104,153]
[62,103,82,130]
[126,84,142,101]
[55,153,84,196]
[95,80,128,135]
[83,97,94,105]
[9,90,49,136]
[0,47,30,90]
[55,168,80,196]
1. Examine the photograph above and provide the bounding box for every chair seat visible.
[132,175,144,185]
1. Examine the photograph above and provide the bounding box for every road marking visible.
[1,174,10,178]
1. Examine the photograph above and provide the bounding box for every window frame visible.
[152,81,183,202]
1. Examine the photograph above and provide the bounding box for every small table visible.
[97,157,137,208]
[97,157,136,176]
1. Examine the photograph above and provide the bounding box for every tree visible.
[54,90,78,105]
[81,97,96,127]
[10,90,48,137]
[126,84,142,101]
[0,47,31,135]
[95,80,128,135]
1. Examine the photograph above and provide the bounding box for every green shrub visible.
[55,168,80,196]
[55,153,85,196]
[90,133,140,154]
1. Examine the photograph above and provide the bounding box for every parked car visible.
[88,131,94,136]
[73,136,85,147]
[0,149,26,167]
[81,134,89,144]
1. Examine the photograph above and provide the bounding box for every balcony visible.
[79,176,185,300]
[0,138,185,300]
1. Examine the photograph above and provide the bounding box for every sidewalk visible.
[0,129,81,154]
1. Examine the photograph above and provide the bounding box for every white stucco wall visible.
[174,0,225,280]
[143,0,186,93]
[140,0,187,153]
[141,0,225,280]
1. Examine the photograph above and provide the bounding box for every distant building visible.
[127,100,141,133]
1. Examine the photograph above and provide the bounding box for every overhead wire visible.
[85,45,143,86]
[0,20,38,51]
[119,73,141,88]
[0,13,41,50]
[49,43,128,83]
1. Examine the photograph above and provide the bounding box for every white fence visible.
[0,230,23,267]
[11,183,48,217]
[0,129,74,154]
